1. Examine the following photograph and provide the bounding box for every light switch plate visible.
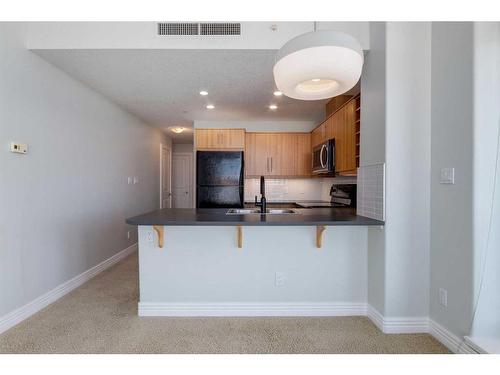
[10,142,28,154]
[440,168,455,184]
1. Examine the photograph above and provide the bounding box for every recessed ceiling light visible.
[269,104,278,110]
[206,104,215,109]
[170,127,185,134]
[199,90,208,96]
[273,90,283,96]
[311,78,321,82]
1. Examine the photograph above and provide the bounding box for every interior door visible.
[172,153,194,208]
[161,144,171,208]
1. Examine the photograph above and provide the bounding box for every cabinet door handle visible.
[266,157,269,172]
[271,157,273,172]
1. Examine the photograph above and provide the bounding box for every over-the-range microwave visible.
[312,139,335,175]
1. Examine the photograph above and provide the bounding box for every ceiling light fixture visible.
[199,90,208,96]
[170,127,185,134]
[273,26,364,101]
[269,104,278,110]
[273,90,283,96]
[206,104,215,109]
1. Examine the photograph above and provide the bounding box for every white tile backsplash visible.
[244,178,323,202]
[245,176,357,203]
[357,163,385,221]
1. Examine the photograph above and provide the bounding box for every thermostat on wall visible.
[10,142,28,154]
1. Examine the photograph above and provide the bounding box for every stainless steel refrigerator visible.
[196,151,244,208]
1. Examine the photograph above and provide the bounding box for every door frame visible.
[171,151,194,208]
[159,143,172,209]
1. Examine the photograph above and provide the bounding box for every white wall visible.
[384,22,431,318]
[172,143,194,153]
[470,22,500,341]
[25,22,370,51]
[194,120,318,133]
[362,22,432,320]
[430,22,475,338]
[0,23,171,317]
[361,22,386,314]
[138,225,368,306]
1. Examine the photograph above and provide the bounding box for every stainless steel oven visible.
[312,139,335,175]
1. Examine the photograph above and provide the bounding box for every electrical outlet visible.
[10,142,28,154]
[275,272,286,287]
[439,288,448,307]
[146,231,154,242]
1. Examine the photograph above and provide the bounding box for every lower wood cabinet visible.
[245,133,311,177]
[195,129,245,150]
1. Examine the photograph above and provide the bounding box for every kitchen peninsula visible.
[126,208,383,317]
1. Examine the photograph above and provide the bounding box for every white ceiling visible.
[35,49,331,142]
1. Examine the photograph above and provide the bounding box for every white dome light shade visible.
[273,30,364,100]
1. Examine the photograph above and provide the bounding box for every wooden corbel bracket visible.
[237,226,243,249]
[153,225,164,248]
[316,225,326,249]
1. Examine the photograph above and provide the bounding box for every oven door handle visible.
[320,144,327,169]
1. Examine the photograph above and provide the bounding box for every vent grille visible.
[157,22,241,36]
[157,23,199,36]
[200,23,241,36]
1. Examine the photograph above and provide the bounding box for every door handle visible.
[320,144,327,169]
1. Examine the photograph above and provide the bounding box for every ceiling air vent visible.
[200,23,241,36]
[157,22,199,36]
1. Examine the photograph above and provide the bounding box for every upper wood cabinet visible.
[311,122,326,147]
[312,94,359,176]
[245,133,311,177]
[296,134,312,176]
[195,129,245,150]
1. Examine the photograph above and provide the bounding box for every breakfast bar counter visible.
[125,207,384,227]
[126,207,384,317]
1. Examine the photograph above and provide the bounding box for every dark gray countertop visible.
[126,207,384,226]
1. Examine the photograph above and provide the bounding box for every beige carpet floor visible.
[0,252,449,354]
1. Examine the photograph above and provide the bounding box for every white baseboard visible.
[367,305,429,334]
[429,320,477,354]
[0,243,137,335]
[138,302,367,317]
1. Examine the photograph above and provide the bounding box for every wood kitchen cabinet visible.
[311,94,359,175]
[311,122,326,147]
[296,134,312,176]
[195,129,245,150]
[245,133,311,177]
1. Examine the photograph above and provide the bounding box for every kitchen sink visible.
[226,209,261,215]
[226,208,298,215]
[266,209,297,214]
